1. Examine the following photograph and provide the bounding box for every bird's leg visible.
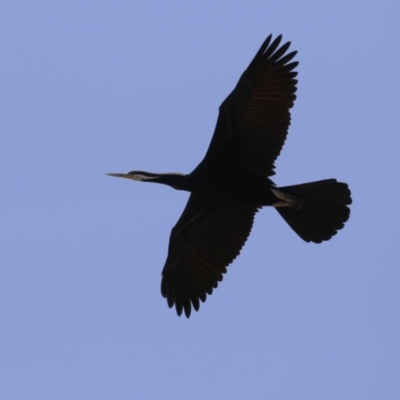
[271,189,303,210]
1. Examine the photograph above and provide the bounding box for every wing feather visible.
[161,194,258,317]
[199,34,298,177]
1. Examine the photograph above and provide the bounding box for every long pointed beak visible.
[106,173,140,181]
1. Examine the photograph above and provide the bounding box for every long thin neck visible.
[150,173,192,191]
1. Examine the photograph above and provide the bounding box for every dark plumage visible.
[108,35,352,317]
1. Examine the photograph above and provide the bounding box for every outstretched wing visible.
[200,34,298,177]
[161,194,259,317]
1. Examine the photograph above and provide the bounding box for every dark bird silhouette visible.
[107,35,352,317]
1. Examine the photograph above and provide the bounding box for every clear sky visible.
[1,2,399,399]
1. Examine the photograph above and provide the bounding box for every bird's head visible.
[106,171,162,181]
[106,170,188,190]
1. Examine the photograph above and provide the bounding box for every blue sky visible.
[1,2,399,399]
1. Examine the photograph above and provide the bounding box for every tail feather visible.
[275,179,352,243]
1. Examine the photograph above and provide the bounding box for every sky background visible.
[1,2,400,399]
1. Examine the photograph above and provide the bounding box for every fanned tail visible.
[275,179,352,243]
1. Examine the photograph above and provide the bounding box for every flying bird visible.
[107,35,352,317]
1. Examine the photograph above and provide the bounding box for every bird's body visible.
[143,170,276,205]
[108,35,352,317]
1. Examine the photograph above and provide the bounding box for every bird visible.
[107,34,352,318]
